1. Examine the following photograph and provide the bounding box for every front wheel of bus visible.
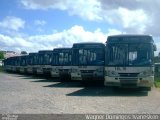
[141,87,151,91]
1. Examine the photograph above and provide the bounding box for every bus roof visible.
[38,50,53,54]
[106,34,154,44]
[9,56,21,58]
[29,52,38,55]
[72,42,105,48]
[53,48,71,53]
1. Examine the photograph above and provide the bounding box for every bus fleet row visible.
[3,35,156,90]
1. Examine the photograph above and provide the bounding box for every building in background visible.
[0,51,22,59]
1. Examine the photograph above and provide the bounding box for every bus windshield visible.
[59,52,71,65]
[74,48,104,66]
[38,53,52,65]
[52,52,72,66]
[106,43,153,66]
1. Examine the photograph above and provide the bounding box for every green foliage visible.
[0,51,4,60]
[155,77,160,88]
[154,56,160,63]
[21,51,27,55]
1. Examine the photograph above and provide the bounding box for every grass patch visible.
[155,77,160,88]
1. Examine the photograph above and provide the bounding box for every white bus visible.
[36,50,53,76]
[71,42,105,82]
[104,35,156,90]
[51,48,72,80]
[19,55,28,74]
[3,58,12,72]
[27,53,38,74]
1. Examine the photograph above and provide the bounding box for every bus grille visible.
[120,79,138,87]
[119,73,139,87]
[80,70,94,73]
[59,69,69,72]
[119,73,139,77]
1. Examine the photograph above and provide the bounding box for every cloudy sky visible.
[0,0,160,54]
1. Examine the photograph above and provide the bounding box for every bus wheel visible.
[82,80,89,86]
[141,87,151,91]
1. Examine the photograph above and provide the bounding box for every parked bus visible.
[51,48,72,80]
[15,56,21,73]
[6,56,21,73]
[3,58,9,72]
[37,50,53,76]
[104,35,156,90]
[19,55,28,74]
[71,42,105,82]
[27,53,38,74]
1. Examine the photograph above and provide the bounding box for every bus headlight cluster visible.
[96,68,103,72]
[105,70,119,77]
[138,70,153,77]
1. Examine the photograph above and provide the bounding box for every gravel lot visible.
[0,72,160,114]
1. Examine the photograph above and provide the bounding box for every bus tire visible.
[141,87,151,91]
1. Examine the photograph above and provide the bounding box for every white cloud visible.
[113,8,148,33]
[100,0,160,35]
[20,0,102,21]
[20,0,160,36]
[34,20,46,26]
[0,16,25,31]
[0,25,122,52]
[0,34,32,47]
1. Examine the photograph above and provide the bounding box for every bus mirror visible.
[153,44,157,51]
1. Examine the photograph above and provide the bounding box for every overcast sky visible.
[0,0,160,54]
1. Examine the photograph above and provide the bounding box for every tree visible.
[0,51,4,60]
[21,51,28,55]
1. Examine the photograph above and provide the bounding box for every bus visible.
[36,50,53,76]
[27,53,38,74]
[19,55,28,74]
[4,56,22,73]
[104,35,156,90]
[3,58,10,72]
[8,56,21,73]
[15,56,21,73]
[51,48,72,80]
[71,42,105,82]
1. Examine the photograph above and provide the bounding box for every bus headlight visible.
[105,70,119,77]
[138,70,153,77]
[96,68,103,72]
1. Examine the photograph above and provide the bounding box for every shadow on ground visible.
[66,86,148,97]
[7,72,149,97]
[43,80,104,88]
[13,73,61,82]
[43,81,83,88]
[43,80,148,97]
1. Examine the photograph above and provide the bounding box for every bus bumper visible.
[104,76,154,88]
[20,68,25,73]
[37,68,43,75]
[27,68,33,74]
[51,71,59,78]
[71,73,82,80]
[43,68,51,76]
[71,73,104,81]
[59,70,71,80]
